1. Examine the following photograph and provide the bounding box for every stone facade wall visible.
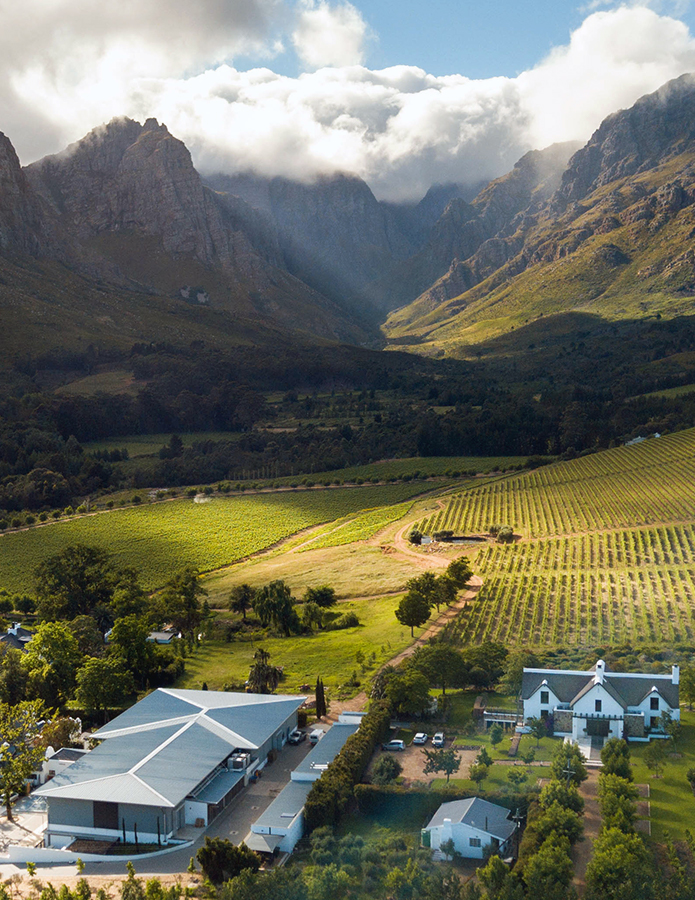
[553,709,573,733]
[624,714,645,739]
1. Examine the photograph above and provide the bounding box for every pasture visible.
[0,483,427,593]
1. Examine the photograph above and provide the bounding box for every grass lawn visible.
[204,542,420,605]
[433,763,543,794]
[629,709,695,842]
[177,594,412,695]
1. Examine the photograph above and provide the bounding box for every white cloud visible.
[292,0,368,68]
[3,3,695,201]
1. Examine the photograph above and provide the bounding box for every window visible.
[650,696,659,710]
[595,699,602,713]
[469,838,482,847]
[540,690,549,705]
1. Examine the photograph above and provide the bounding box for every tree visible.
[38,716,82,752]
[461,642,508,689]
[406,572,438,608]
[302,602,324,632]
[585,827,653,900]
[539,779,584,814]
[108,616,155,688]
[0,700,50,820]
[469,762,489,789]
[489,724,504,749]
[69,615,105,657]
[35,544,118,621]
[422,748,462,783]
[644,740,667,778]
[371,755,402,785]
[476,746,493,768]
[523,834,574,898]
[534,801,583,845]
[247,648,282,694]
[433,575,458,610]
[408,529,423,545]
[408,643,466,696]
[527,717,547,748]
[501,650,540,696]
[550,741,588,786]
[157,566,207,644]
[76,657,135,721]
[507,768,527,786]
[315,677,327,718]
[0,647,27,705]
[680,665,695,710]
[658,708,681,747]
[196,838,260,884]
[395,590,430,637]
[229,584,254,620]
[110,568,148,620]
[478,854,513,900]
[303,586,337,609]
[23,621,82,706]
[384,669,431,716]
[446,557,472,588]
[253,581,299,636]
[601,738,632,780]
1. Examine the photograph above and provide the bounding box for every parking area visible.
[369,736,481,785]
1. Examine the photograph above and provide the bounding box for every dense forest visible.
[4,312,695,511]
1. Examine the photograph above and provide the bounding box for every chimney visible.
[672,665,680,685]
[594,659,605,684]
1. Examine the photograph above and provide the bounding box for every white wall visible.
[523,684,560,721]
[429,822,498,860]
[184,800,208,827]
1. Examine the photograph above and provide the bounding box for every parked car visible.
[432,732,445,747]
[413,732,428,745]
[287,729,306,744]
[382,739,406,751]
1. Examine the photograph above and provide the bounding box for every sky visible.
[3,0,695,200]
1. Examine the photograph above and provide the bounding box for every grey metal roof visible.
[36,689,306,809]
[252,781,312,831]
[426,798,515,841]
[522,666,679,709]
[49,748,87,762]
[193,769,244,805]
[292,723,359,779]
[244,832,283,853]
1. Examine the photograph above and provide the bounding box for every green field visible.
[84,432,242,458]
[0,483,427,593]
[179,594,412,694]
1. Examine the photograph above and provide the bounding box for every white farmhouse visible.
[522,659,679,744]
[421,797,517,859]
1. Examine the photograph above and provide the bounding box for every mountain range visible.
[4,72,695,371]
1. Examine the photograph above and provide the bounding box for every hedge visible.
[304,700,391,832]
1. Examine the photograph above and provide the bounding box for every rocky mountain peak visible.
[558,73,695,204]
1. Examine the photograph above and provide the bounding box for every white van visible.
[309,728,325,744]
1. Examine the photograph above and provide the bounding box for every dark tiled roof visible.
[522,667,678,709]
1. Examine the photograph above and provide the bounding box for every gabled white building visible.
[421,798,517,859]
[522,659,679,743]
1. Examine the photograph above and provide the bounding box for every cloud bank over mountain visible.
[3,2,695,200]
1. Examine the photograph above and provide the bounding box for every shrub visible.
[196,838,260,884]
[25,515,36,525]
[131,495,142,504]
[39,512,48,522]
[76,505,87,514]
[304,700,390,831]
[371,755,402,785]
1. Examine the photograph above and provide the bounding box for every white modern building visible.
[35,688,305,848]
[522,659,680,743]
[421,798,517,859]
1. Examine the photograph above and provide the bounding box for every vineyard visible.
[449,523,695,647]
[297,502,414,552]
[0,483,426,593]
[426,428,695,648]
[419,430,695,539]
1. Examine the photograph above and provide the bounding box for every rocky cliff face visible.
[558,73,695,204]
[0,132,58,256]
